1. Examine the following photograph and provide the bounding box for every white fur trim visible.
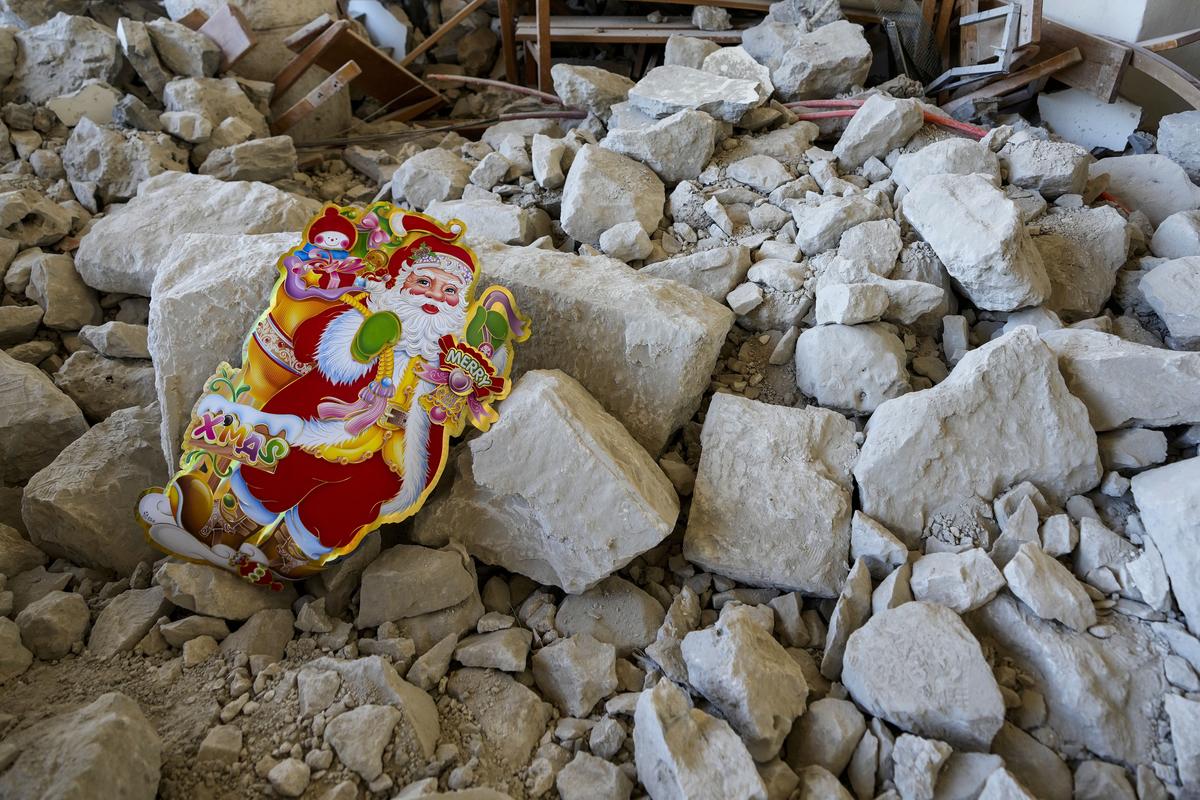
[230,466,279,525]
[379,380,436,517]
[317,309,374,386]
[285,507,333,558]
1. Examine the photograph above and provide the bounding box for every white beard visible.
[371,285,467,363]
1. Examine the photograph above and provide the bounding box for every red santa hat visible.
[386,213,476,287]
[307,207,358,246]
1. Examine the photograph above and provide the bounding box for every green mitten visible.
[351,311,401,363]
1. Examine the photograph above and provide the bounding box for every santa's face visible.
[402,267,462,312]
[372,267,468,361]
[314,231,350,249]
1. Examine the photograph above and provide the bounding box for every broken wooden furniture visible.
[514,13,750,90]
[176,4,257,71]
[273,14,447,133]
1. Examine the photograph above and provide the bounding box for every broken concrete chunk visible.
[1132,458,1200,636]
[681,603,809,761]
[78,173,317,296]
[561,144,664,245]
[820,558,872,680]
[1041,328,1200,431]
[1089,154,1200,226]
[1030,205,1129,321]
[641,246,752,301]
[902,173,1049,311]
[415,371,677,593]
[785,697,865,776]
[891,138,1001,190]
[427,198,550,246]
[604,109,720,186]
[147,233,308,461]
[23,404,163,575]
[769,20,872,102]
[390,148,471,211]
[684,393,856,596]
[0,692,160,799]
[834,94,923,169]
[634,678,768,800]
[664,34,721,69]
[628,64,764,123]
[909,549,1004,613]
[556,576,665,657]
[8,13,122,105]
[842,601,1005,750]
[469,239,732,453]
[793,195,888,256]
[856,327,1099,541]
[815,283,889,325]
[999,134,1091,199]
[199,136,298,183]
[1158,110,1200,181]
[892,733,952,800]
[357,544,475,628]
[1166,694,1200,791]
[551,63,633,121]
[162,77,268,138]
[794,322,910,413]
[1150,210,1200,259]
[158,561,296,621]
[1003,542,1096,631]
[0,350,87,485]
[1140,257,1200,347]
[532,633,617,717]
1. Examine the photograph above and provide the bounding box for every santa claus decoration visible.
[137,203,530,590]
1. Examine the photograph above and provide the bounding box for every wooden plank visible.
[271,60,362,135]
[398,0,489,68]
[959,0,981,65]
[936,0,956,65]
[283,14,334,50]
[623,0,772,10]
[978,0,1041,48]
[1127,43,1200,109]
[273,19,351,98]
[922,0,938,27]
[177,9,208,30]
[942,46,1081,115]
[286,25,445,109]
[536,0,552,92]
[1138,26,1200,53]
[1039,17,1131,102]
[497,0,520,84]
[514,16,748,44]
[198,5,257,71]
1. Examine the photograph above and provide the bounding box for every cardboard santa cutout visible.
[137,203,530,590]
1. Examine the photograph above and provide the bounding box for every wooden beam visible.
[959,0,980,65]
[271,60,362,135]
[273,19,351,98]
[1127,42,1200,109]
[497,0,520,84]
[1039,18,1131,102]
[942,46,1081,116]
[536,0,552,92]
[398,0,489,68]
[623,0,772,9]
[283,14,334,50]
[922,0,938,27]
[1138,26,1200,53]
[514,16,749,44]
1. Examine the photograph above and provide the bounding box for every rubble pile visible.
[2,1,1200,799]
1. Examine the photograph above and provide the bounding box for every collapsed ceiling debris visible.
[1,0,1200,798]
